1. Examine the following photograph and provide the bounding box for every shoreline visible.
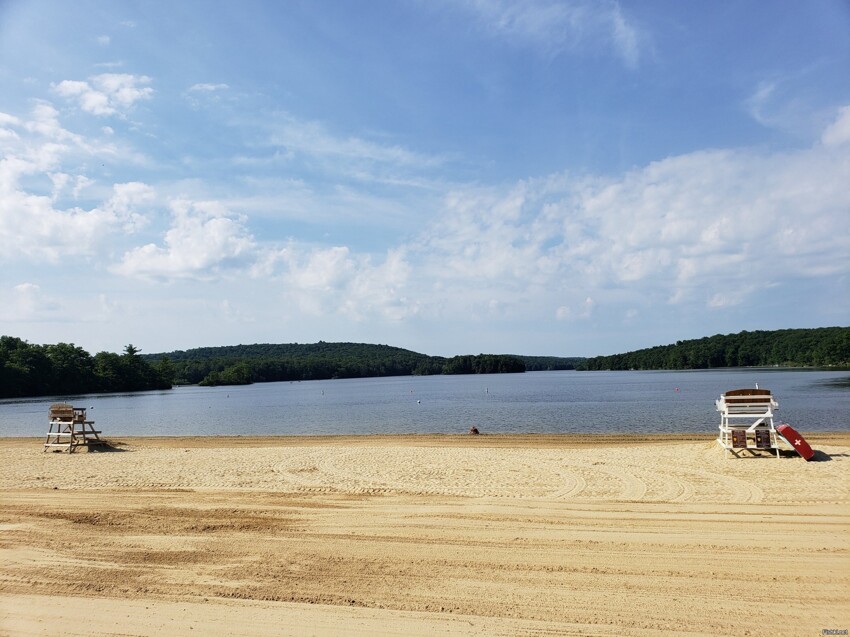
[4,430,850,449]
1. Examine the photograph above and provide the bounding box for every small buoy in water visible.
[417,399,421,404]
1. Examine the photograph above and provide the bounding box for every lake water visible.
[1,369,847,437]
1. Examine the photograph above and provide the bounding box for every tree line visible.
[143,342,530,386]
[0,337,538,397]
[520,356,585,371]
[6,327,841,398]
[582,327,850,370]
[0,337,173,399]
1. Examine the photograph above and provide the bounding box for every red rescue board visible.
[776,424,815,460]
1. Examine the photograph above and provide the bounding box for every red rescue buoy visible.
[776,424,815,460]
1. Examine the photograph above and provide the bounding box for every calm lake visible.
[1,369,847,437]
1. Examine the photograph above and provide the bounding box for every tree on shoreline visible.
[0,337,173,399]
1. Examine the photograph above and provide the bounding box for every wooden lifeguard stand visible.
[44,403,104,452]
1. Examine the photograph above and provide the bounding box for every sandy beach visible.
[1,433,848,636]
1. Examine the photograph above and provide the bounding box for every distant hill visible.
[583,327,850,370]
[147,341,423,363]
[143,342,562,386]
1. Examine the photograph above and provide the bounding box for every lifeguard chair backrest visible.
[49,403,74,421]
[722,388,772,404]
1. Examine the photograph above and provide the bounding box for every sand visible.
[1,433,848,636]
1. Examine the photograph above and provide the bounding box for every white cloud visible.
[235,112,451,200]
[22,101,79,143]
[270,112,444,170]
[744,80,777,128]
[184,83,231,109]
[0,112,21,125]
[276,245,414,321]
[72,175,94,198]
[114,199,256,280]
[54,80,109,115]
[96,35,111,46]
[708,290,748,309]
[0,283,60,321]
[400,116,850,319]
[102,181,156,231]
[94,61,125,70]
[0,283,122,327]
[0,180,153,262]
[416,183,546,285]
[53,73,153,117]
[609,3,640,69]
[341,249,414,321]
[0,104,157,261]
[188,83,229,92]
[744,69,843,139]
[555,297,595,320]
[47,172,96,202]
[822,106,850,147]
[464,0,646,67]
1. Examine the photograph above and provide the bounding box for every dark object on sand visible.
[468,426,480,435]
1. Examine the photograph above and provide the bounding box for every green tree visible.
[155,356,176,387]
[94,352,124,391]
[45,343,96,394]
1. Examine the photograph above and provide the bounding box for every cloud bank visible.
[2,87,847,349]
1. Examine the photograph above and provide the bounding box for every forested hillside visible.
[144,342,529,386]
[583,327,850,370]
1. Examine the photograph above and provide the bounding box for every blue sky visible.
[1,0,848,357]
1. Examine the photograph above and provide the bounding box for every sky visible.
[0,0,848,358]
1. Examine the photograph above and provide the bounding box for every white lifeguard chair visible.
[716,388,781,458]
[44,403,104,453]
